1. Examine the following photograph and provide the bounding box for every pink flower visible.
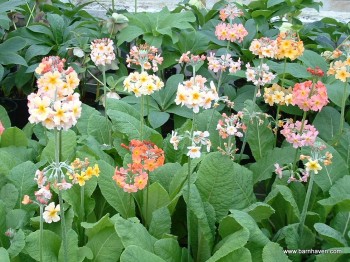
[215,23,248,43]
[280,120,318,148]
[274,163,283,179]
[0,121,4,135]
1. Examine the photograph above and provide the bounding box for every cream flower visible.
[43,203,60,223]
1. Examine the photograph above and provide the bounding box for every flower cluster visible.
[175,75,219,113]
[249,37,278,59]
[207,52,241,73]
[28,56,81,130]
[123,71,164,96]
[280,119,318,148]
[68,158,100,186]
[275,143,333,183]
[219,3,243,21]
[263,84,293,106]
[276,31,304,60]
[246,63,276,92]
[216,112,246,139]
[291,81,328,111]
[90,38,116,66]
[178,51,206,67]
[215,23,248,43]
[327,58,350,82]
[113,140,165,193]
[170,130,211,158]
[126,44,163,72]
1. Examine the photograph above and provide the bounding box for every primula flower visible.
[274,163,284,179]
[69,158,100,186]
[90,38,116,66]
[28,56,81,130]
[305,159,322,174]
[249,37,278,59]
[217,112,246,139]
[280,120,318,148]
[219,3,243,21]
[207,52,241,73]
[187,145,201,158]
[175,75,219,113]
[215,23,248,43]
[327,58,350,82]
[126,43,163,72]
[123,71,164,96]
[291,80,328,111]
[34,185,52,205]
[43,202,60,223]
[22,195,32,205]
[170,131,182,150]
[246,63,276,96]
[263,84,293,106]
[276,31,304,60]
[113,165,148,193]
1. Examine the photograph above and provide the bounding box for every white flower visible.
[187,145,201,158]
[170,131,182,150]
[42,203,60,223]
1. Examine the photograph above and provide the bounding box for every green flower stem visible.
[145,174,150,227]
[339,81,348,135]
[80,185,86,245]
[39,204,44,262]
[112,0,115,12]
[299,172,314,245]
[140,95,145,140]
[102,66,111,145]
[55,129,68,262]
[187,113,196,261]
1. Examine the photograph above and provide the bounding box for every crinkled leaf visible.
[314,223,347,247]
[120,245,166,262]
[154,238,182,262]
[243,202,275,223]
[0,183,18,212]
[149,207,171,239]
[7,229,25,258]
[0,127,28,147]
[262,242,291,262]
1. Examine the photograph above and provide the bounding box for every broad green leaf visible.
[0,127,28,147]
[326,81,350,108]
[314,223,347,247]
[233,85,256,112]
[149,163,181,191]
[330,212,350,239]
[58,229,92,262]
[266,60,310,78]
[154,238,182,262]
[183,184,215,261]
[0,247,10,262]
[107,99,140,120]
[78,136,114,165]
[243,202,275,223]
[117,26,145,46]
[148,111,170,129]
[87,114,111,145]
[250,147,295,183]
[6,209,28,229]
[120,245,166,262]
[334,130,350,170]
[262,242,291,262]
[27,24,54,39]
[47,14,64,43]
[114,215,156,252]
[25,45,52,62]
[142,182,170,226]
[251,10,274,18]
[315,247,350,261]
[313,106,344,142]
[0,52,27,66]
[97,160,135,218]
[246,117,274,161]
[196,109,222,151]
[0,36,27,53]
[220,211,270,246]
[25,230,61,262]
[7,229,25,258]
[0,149,22,176]
[7,161,37,208]
[298,50,328,72]
[149,207,171,239]
[217,247,252,262]
[265,185,300,229]
[275,223,315,251]
[76,104,100,135]
[0,183,18,212]
[207,228,250,262]
[196,152,255,221]
[40,130,77,162]
[0,105,10,127]
[0,201,7,247]
[267,0,284,8]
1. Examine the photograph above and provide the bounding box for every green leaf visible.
[262,242,292,262]
[117,26,145,46]
[0,36,27,53]
[0,183,18,212]
[8,161,37,208]
[58,229,92,262]
[0,127,28,147]
[97,160,135,217]
[114,215,157,252]
[148,111,170,129]
[149,162,181,191]
[7,229,25,258]
[6,209,28,229]
[0,247,10,262]
[196,152,255,221]
[107,99,140,120]
[76,104,100,135]
[27,24,54,39]
[266,60,309,78]
[315,247,350,261]
[246,117,274,161]
[120,245,166,262]
[250,147,295,183]
[251,10,274,18]
[0,105,10,127]
[243,202,275,223]
[314,223,347,247]
[313,106,344,142]
[298,50,328,72]
[25,45,52,62]
[153,238,182,262]
[40,130,77,162]
[47,14,64,43]
[0,52,27,66]
[87,114,112,145]
[267,0,284,8]
[149,207,171,239]
[265,185,300,229]
[25,230,61,262]
[334,129,350,169]
[275,223,315,251]
[207,228,250,262]
[217,247,252,262]
[326,81,350,108]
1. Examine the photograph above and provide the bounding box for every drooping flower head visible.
[123,71,164,96]
[207,52,241,73]
[276,31,304,60]
[291,80,328,112]
[28,56,81,130]
[126,43,163,72]
[249,37,278,59]
[175,75,219,113]
[217,112,246,139]
[280,119,318,148]
[90,38,116,66]
[178,51,206,67]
